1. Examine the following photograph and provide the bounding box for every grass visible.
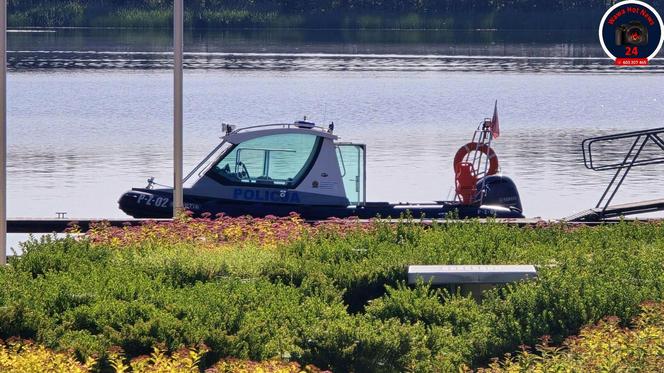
[1,216,663,371]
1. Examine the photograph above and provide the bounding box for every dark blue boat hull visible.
[119,189,524,220]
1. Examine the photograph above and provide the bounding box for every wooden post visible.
[173,0,184,217]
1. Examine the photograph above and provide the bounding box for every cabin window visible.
[211,133,321,187]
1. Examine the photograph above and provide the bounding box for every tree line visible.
[8,0,626,14]
[8,0,661,28]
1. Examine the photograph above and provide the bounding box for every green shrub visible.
[1,219,664,371]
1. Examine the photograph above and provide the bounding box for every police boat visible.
[119,110,523,219]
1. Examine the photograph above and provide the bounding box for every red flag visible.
[490,100,500,139]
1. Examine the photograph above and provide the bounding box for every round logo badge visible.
[599,0,664,65]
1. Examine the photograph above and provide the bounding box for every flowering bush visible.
[85,213,372,250]
[0,338,94,372]
[477,301,664,372]
[210,358,328,372]
[110,344,207,372]
[0,340,327,372]
[85,213,308,250]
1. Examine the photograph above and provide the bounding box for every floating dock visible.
[565,198,664,222]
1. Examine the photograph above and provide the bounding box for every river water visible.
[7,28,664,248]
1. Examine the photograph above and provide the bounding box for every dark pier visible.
[7,218,170,233]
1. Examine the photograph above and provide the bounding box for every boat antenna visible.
[222,123,235,135]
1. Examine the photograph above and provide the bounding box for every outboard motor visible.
[475,175,522,213]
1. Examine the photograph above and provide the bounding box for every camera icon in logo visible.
[615,21,648,46]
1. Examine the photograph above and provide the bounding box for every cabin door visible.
[336,143,366,205]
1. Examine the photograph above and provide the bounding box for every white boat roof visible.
[223,123,338,144]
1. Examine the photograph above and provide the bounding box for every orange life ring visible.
[453,142,499,176]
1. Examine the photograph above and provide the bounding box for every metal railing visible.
[463,119,496,205]
[581,127,664,212]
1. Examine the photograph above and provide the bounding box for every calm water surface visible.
[7,28,664,248]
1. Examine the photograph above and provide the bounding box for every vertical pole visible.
[173,0,184,217]
[0,0,6,265]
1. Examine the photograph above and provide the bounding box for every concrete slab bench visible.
[408,265,537,284]
[407,265,537,301]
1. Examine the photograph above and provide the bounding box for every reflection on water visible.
[11,51,664,73]
[7,28,664,73]
[9,28,604,55]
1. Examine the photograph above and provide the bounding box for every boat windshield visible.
[210,133,321,187]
